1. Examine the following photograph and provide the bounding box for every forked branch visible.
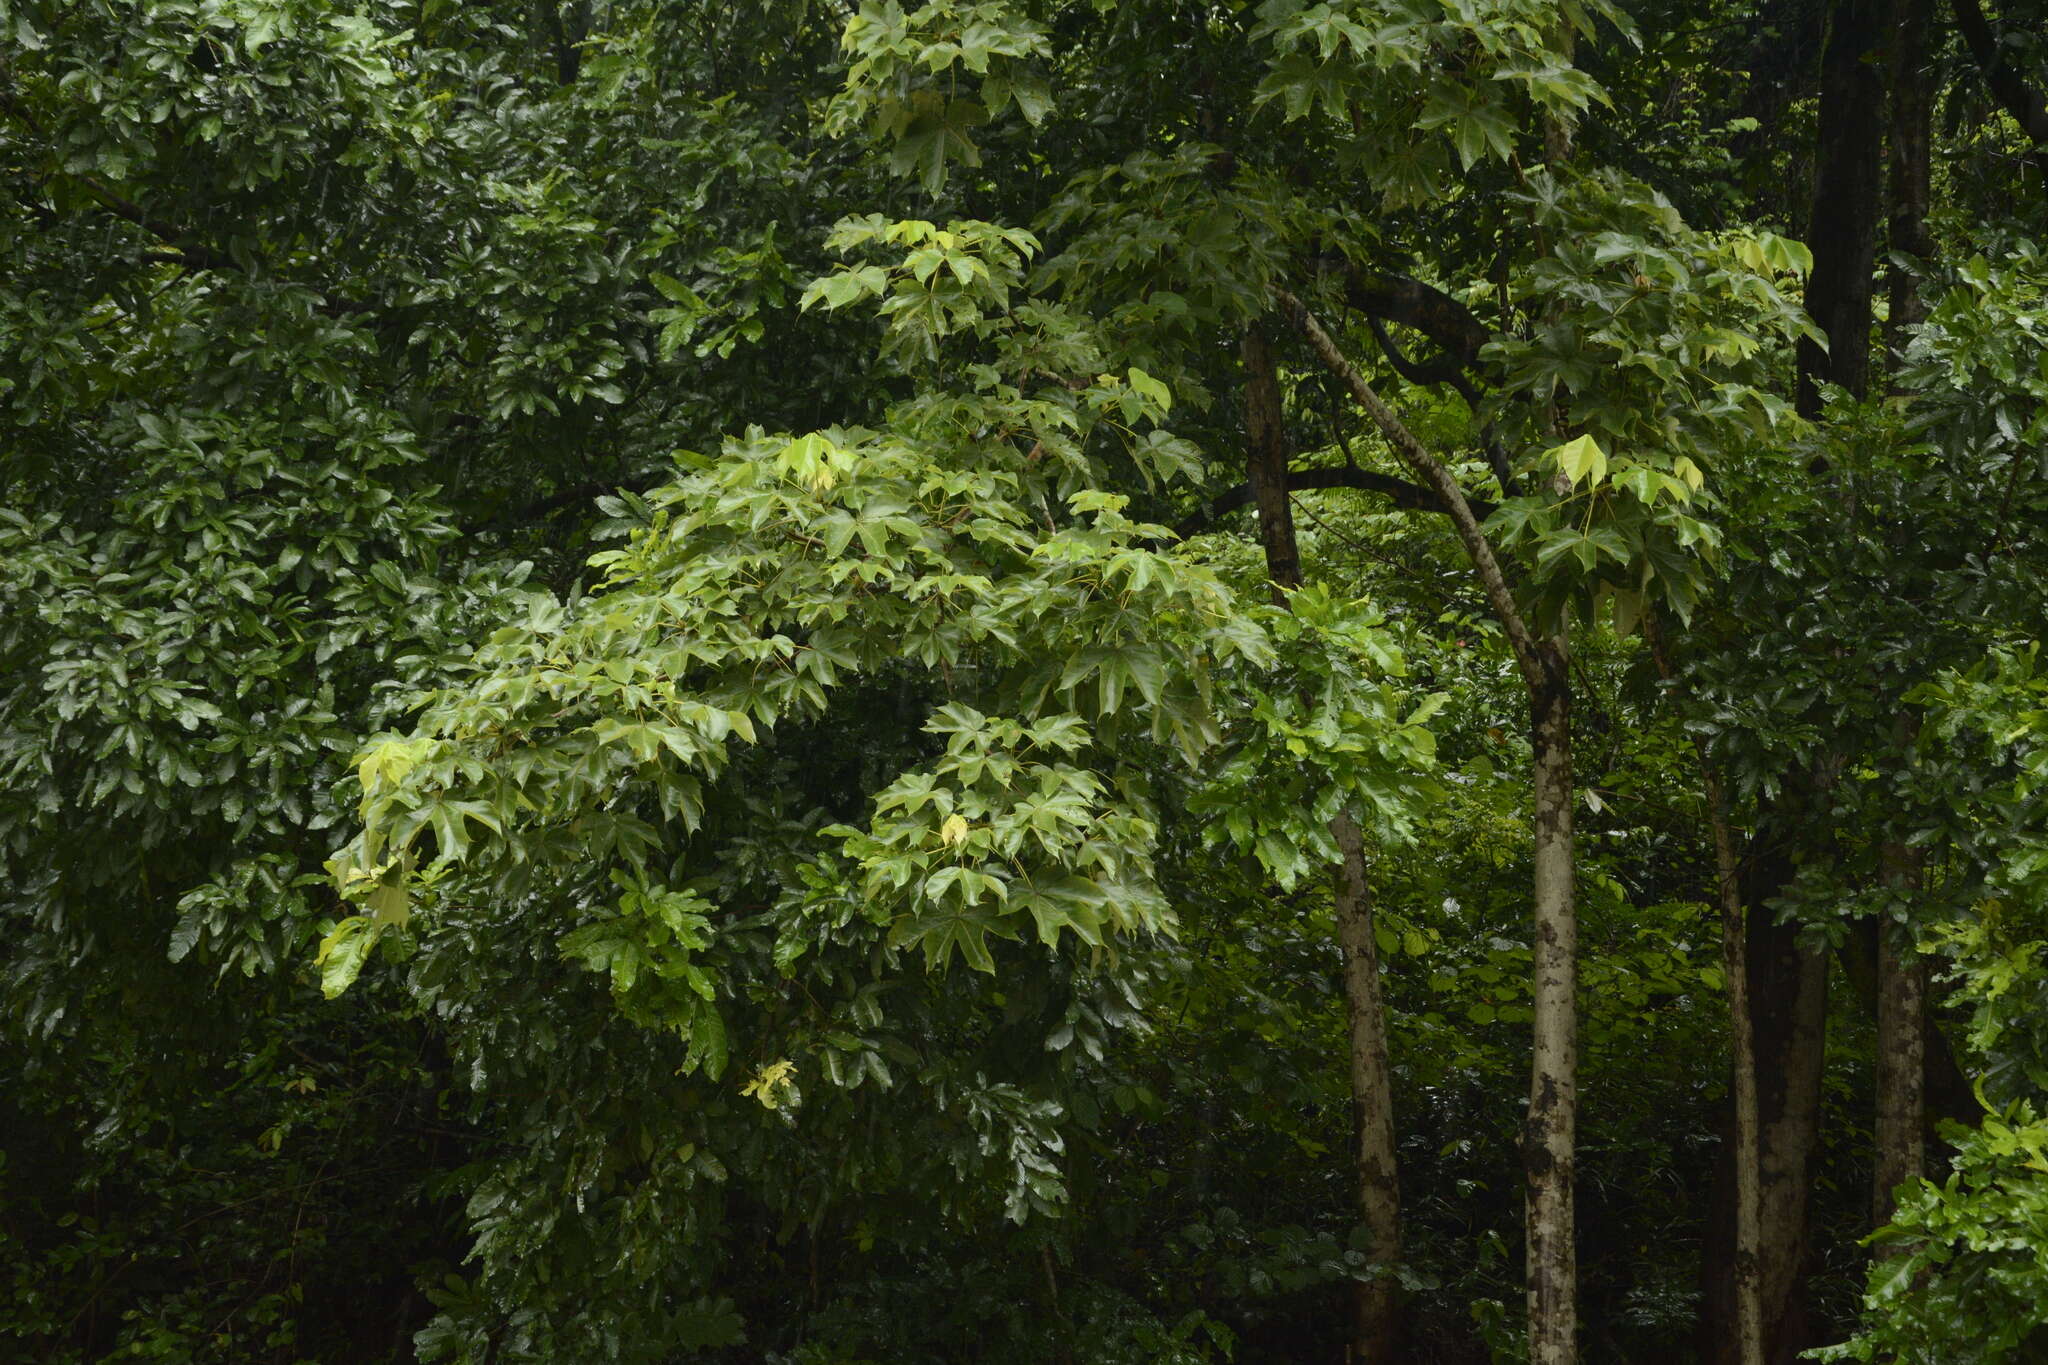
[1274,286,1544,688]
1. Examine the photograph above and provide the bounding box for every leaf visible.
[691,1006,729,1079]
[740,1059,797,1108]
[315,917,382,999]
[1126,366,1172,414]
[167,916,203,963]
[1547,433,1608,489]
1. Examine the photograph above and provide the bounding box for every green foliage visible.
[1189,582,1443,886]
[1477,170,1813,629]
[1815,1105,2048,1362]
[9,0,2048,1360]
[1251,0,1625,205]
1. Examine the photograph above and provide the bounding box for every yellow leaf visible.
[940,814,970,846]
[1546,433,1608,489]
[1672,456,1705,492]
[741,1059,797,1109]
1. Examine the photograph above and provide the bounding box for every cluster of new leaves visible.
[828,705,1168,972]
[802,215,1042,361]
[1480,170,1818,629]
[800,209,1211,505]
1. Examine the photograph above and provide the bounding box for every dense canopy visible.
[7,0,2048,1361]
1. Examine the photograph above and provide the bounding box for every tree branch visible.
[1274,286,1545,688]
[1365,312,1466,388]
[1175,464,1494,540]
[68,175,243,274]
[1332,264,1493,372]
[1951,0,2048,146]
[1329,261,1520,496]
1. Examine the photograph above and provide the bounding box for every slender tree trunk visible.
[1241,324,1403,1360]
[1700,808,1829,1365]
[1872,20,1934,1231]
[1873,914,1926,1233]
[1526,81,1580,1360]
[1526,645,1577,1365]
[1748,824,1831,1365]
[1840,918,1981,1143]
[1873,719,1927,1233]
[1719,6,1896,1359]
[1335,810,1404,1358]
[1650,607,1765,1365]
[1705,767,1765,1365]
[1275,291,1576,1365]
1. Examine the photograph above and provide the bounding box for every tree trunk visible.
[1796,0,1895,419]
[1709,769,1766,1365]
[1647,614,1763,1365]
[1872,15,1935,1230]
[1243,326,1301,594]
[1748,831,1831,1365]
[1700,806,1830,1365]
[1873,721,1928,1233]
[1276,291,1577,1364]
[1335,810,1404,1359]
[1241,324,1403,1360]
[1715,6,1894,1357]
[1526,646,1577,1365]
[1887,0,1936,342]
[1873,916,1926,1233]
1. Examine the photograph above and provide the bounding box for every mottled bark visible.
[1844,913,1984,1145]
[1722,6,1894,1357]
[1240,325,1403,1360]
[1707,768,1765,1365]
[1700,811,1830,1365]
[1276,289,1576,1364]
[1875,19,1933,1209]
[1750,843,1831,1365]
[1526,654,1577,1365]
[1647,609,1763,1365]
[1527,80,1579,1362]
[1873,926,1927,1233]
[1873,823,1927,1234]
[1335,810,1404,1360]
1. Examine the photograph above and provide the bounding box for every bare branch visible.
[1332,264,1493,371]
[1175,464,1494,540]
[1952,0,2048,145]
[1274,286,1545,688]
